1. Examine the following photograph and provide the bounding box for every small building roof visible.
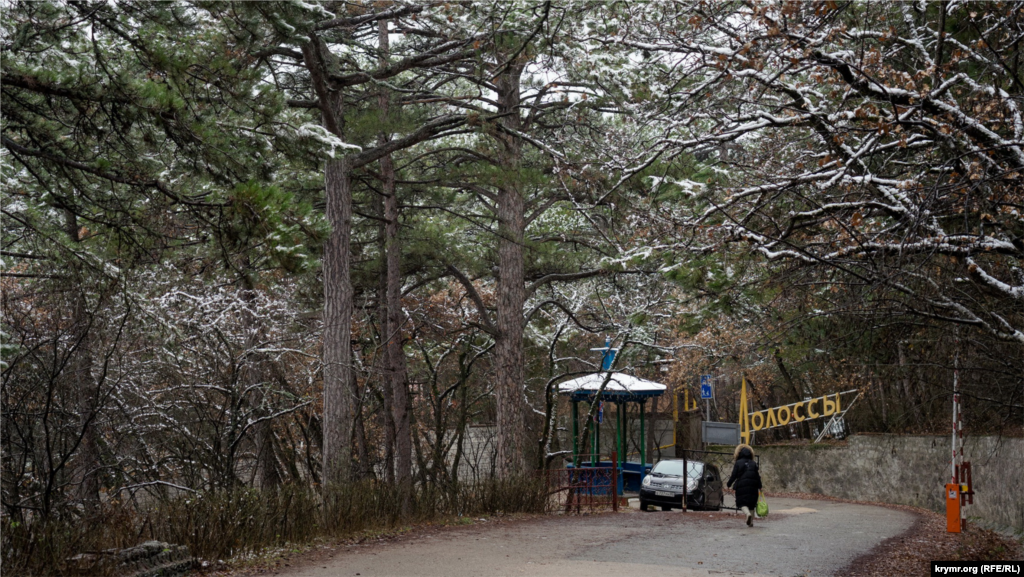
[557,372,667,402]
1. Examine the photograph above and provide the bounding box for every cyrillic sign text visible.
[749,393,842,432]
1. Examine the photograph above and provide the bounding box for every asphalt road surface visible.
[273,497,916,577]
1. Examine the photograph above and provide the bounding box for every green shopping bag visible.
[756,491,768,518]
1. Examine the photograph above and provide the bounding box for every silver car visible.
[639,459,724,511]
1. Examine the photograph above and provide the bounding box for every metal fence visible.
[541,452,620,514]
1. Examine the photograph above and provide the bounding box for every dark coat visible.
[727,447,762,510]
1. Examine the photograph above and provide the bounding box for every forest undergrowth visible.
[2,477,547,576]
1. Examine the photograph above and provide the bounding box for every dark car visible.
[638,459,724,512]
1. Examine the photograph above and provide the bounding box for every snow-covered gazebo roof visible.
[557,372,667,402]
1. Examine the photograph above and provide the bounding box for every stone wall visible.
[755,434,1024,536]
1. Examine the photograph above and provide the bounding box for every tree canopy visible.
[2,3,1021,570]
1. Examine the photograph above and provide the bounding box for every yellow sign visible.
[739,379,857,443]
[740,377,750,444]
[749,394,841,431]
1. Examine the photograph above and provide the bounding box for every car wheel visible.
[691,492,706,511]
[639,499,650,512]
[710,490,723,510]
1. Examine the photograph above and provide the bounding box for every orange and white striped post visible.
[947,338,973,532]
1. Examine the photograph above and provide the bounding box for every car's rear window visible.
[652,460,701,477]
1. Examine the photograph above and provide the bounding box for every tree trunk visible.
[321,149,355,486]
[452,358,470,486]
[235,280,281,491]
[254,420,281,490]
[379,19,412,513]
[384,163,413,506]
[64,211,100,513]
[321,155,355,485]
[897,342,924,428]
[537,326,565,470]
[351,361,371,480]
[71,294,100,514]
[774,349,811,439]
[303,38,355,486]
[376,196,396,485]
[493,60,530,478]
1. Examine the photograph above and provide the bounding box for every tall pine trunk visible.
[376,234,396,484]
[65,211,100,513]
[303,38,355,486]
[493,60,530,478]
[71,293,100,513]
[383,154,412,501]
[321,150,355,485]
[378,20,413,511]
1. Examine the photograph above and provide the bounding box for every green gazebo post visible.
[571,400,579,460]
[639,399,646,469]
[616,402,624,470]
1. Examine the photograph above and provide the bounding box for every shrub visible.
[1,476,549,574]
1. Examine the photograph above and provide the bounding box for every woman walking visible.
[727,443,762,527]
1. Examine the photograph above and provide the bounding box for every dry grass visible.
[842,513,1022,576]
[1,477,548,576]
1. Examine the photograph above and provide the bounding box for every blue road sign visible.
[700,375,713,399]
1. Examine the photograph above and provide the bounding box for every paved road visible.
[274,497,916,577]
